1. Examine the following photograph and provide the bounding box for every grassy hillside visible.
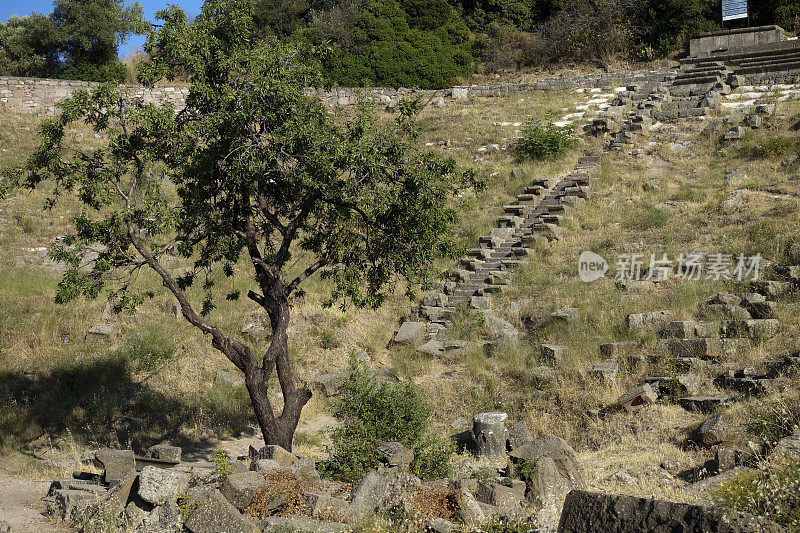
[1,84,799,520]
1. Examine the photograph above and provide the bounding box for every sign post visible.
[722,0,748,25]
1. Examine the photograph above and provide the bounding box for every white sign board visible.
[722,0,748,21]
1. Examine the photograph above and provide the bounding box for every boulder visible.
[476,480,524,510]
[303,493,349,521]
[695,415,733,447]
[380,472,422,516]
[557,489,787,532]
[510,435,585,511]
[184,489,260,533]
[138,465,189,505]
[219,471,268,511]
[393,322,426,345]
[416,340,444,357]
[769,434,800,464]
[599,341,637,357]
[95,450,135,486]
[377,442,414,470]
[146,444,182,463]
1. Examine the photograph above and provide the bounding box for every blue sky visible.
[0,0,204,57]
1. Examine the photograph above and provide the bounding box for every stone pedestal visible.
[472,412,508,460]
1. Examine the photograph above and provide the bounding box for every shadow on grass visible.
[0,355,254,459]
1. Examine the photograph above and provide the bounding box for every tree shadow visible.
[0,355,254,460]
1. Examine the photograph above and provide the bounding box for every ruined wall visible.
[1,69,675,115]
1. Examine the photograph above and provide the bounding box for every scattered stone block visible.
[416,339,444,356]
[551,308,579,322]
[599,341,636,357]
[510,435,585,510]
[393,322,426,345]
[614,383,658,413]
[506,420,534,451]
[253,445,297,468]
[377,442,414,470]
[589,360,619,386]
[184,489,260,533]
[663,338,722,359]
[679,396,734,413]
[289,457,321,482]
[304,493,349,521]
[219,471,268,511]
[260,515,346,532]
[86,324,117,341]
[95,450,135,486]
[426,517,457,533]
[349,471,387,518]
[557,489,787,532]
[146,444,182,463]
[724,126,748,140]
[476,481,524,510]
[626,311,670,331]
[138,465,188,505]
[695,415,733,447]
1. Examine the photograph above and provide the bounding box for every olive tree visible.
[5,0,472,449]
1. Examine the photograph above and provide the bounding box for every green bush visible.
[516,120,576,161]
[712,465,800,531]
[115,328,176,371]
[321,359,453,482]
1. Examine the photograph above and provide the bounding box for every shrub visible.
[210,448,236,486]
[321,359,453,482]
[712,464,800,531]
[516,120,576,161]
[115,328,176,371]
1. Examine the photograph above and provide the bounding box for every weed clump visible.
[320,359,454,482]
[712,465,800,531]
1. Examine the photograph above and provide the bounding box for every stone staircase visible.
[408,156,601,338]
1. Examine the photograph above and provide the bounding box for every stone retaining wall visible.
[0,69,675,115]
[0,76,190,115]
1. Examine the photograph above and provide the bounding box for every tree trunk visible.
[244,296,311,451]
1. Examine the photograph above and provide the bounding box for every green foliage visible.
[309,0,473,88]
[747,395,800,447]
[210,448,237,485]
[516,120,575,161]
[321,359,453,482]
[318,329,341,350]
[0,0,145,82]
[745,136,796,159]
[177,492,200,521]
[712,465,800,531]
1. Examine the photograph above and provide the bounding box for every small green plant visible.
[320,359,453,482]
[177,492,200,521]
[319,329,341,350]
[210,448,236,486]
[516,120,576,161]
[482,516,536,533]
[712,464,800,531]
[743,135,795,159]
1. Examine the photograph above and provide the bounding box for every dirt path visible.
[0,478,73,533]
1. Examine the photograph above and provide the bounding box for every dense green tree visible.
[4,0,473,448]
[316,0,473,88]
[52,0,144,82]
[0,0,143,82]
[0,15,61,78]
